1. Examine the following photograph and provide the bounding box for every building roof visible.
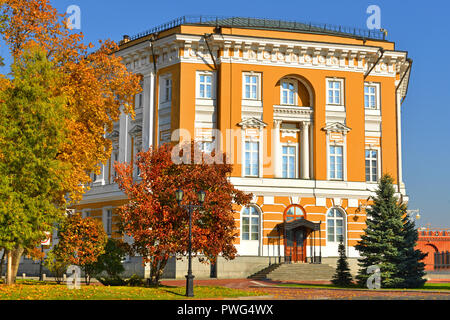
[124,15,387,43]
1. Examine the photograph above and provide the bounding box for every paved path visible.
[160,278,450,300]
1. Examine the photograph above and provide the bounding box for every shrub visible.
[44,248,70,284]
[127,274,145,287]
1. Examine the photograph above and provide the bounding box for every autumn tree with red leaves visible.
[115,142,252,286]
[53,213,107,285]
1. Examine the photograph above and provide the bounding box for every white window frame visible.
[244,140,259,177]
[364,82,380,110]
[196,71,215,100]
[328,145,344,181]
[326,78,344,106]
[242,72,261,101]
[326,208,346,243]
[102,208,113,237]
[365,148,380,183]
[281,144,298,179]
[159,74,172,104]
[280,79,297,106]
[241,206,260,241]
[136,78,144,109]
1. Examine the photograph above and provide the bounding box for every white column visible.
[301,122,311,180]
[259,126,264,178]
[273,120,282,178]
[396,91,403,187]
[118,107,129,163]
[142,72,155,151]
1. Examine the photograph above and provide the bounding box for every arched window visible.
[242,206,260,241]
[281,79,297,105]
[285,205,305,222]
[327,208,345,243]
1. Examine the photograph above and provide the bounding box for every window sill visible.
[326,105,345,112]
[241,99,262,107]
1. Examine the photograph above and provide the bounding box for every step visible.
[263,263,336,281]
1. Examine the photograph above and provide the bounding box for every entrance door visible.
[285,229,306,262]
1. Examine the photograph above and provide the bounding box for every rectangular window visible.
[106,209,113,236]
[198,74,213,99]
[244,141,259,177]
[329,146,343,180]
[282,146,296,178]
[243,74,259,100]
[281,80,296,105]
[365,150,378,182]
[163,78,172,102]
[327,79,343,105]
[364,85,377,109]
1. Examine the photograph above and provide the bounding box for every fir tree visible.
[355,174,405,288]
[331,238,353,287]
[396,214,427,288]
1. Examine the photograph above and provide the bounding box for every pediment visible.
[322,122,351,134]
[106,130,120,139]
[128,125,142,136]
[238,117,268,129]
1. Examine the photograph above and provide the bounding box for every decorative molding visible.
[238,117,268,129]
[322,122,352,134]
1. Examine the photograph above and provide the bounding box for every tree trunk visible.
[149,258,168,287]
[5,250,13,285]
[9,247,24,285]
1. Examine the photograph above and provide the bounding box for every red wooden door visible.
[286,229,306,262]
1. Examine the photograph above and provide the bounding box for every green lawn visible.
[276,282,450,291]
[0,281,266,300]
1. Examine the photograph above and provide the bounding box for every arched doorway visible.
[284,205,307,262]
[423,243,439,271]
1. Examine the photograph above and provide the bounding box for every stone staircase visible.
[249,263,336,281]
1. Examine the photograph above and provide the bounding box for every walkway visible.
[160,278,450,300]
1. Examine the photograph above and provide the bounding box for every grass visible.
[275,282,450,291]
[0,281,266,300]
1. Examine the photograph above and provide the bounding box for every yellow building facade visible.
[74,17,412,277]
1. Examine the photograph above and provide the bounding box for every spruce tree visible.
[331,239,353,287]
[396,214,427,288]
[355,174,405,288]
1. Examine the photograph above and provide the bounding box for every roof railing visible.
[125,15,386,42]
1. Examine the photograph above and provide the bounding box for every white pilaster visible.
[396,91,403,187]
[118,108,129,163]
[142,72,155,151]
[301,122,311,180]
[273,120,282,178]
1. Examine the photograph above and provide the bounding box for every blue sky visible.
[14,0,450,227]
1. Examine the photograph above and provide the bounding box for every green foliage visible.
[44,247,70,284]
[92,238,130,284]
[397,216,427,288]
[97,277,127,287]
[355,174,427,288]
[0,46,68,252]
[126,274,145,287]
[331,239,353,287]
